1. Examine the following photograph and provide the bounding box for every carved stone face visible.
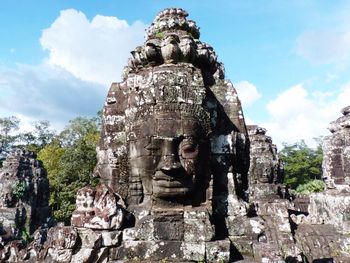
[128,113,209,205]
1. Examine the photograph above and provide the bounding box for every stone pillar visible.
[322,105,350,188]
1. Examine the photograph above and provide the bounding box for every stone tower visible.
[0,149,50,244]
[92,7,251,261]
[94,7,250,212]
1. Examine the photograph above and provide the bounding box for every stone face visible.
[247,125,284,201]
[322,105,350,188]
[245,124,292,260]
[91,7,251,262]
[288,106,350,263]
[94,8,249,209]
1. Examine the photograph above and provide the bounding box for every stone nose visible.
[159,155,182,171]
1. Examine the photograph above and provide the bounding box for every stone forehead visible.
[131,103,210,118]
[124,106,212,142]
[126,103,211,133]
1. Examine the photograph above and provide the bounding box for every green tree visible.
[37,139,66,207]
[280,140,323,189]
[20,120,56,153]
[0,116,20,159]
[38,116,100,224]
[58,116,100,146]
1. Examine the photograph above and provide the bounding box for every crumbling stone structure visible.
[0,149,50,248]
[244,126,298,262]
[291,106,350,262]
[247,125,284,201]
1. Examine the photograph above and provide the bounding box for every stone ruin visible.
[245,126,298,262]
[323,106,350,188]
[92,7,253,262]
[247,125,284,201]
[0,150,50,251]
[290,106,350,263]
[1,8,350,263]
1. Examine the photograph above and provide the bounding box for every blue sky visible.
[1,1,350,147]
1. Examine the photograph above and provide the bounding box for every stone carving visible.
[247,125,284,201]
[93,7,250,262]
[247,125,283,185]
[41,226,78,262]
[71,184,126,230]
[95,7,250,213]
[122,7,219,78]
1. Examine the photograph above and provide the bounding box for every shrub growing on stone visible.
[295,179,325,194]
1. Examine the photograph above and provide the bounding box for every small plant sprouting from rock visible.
[21,229,32,244]
[13,181,26,199]
[155,31,164,39]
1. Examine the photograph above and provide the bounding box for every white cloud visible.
[0,9,147,132]
[234,81,262,107]
[40,9,146,86]
[262,83,350,148]
[244,117,256,125]
[0,63,105,132]
[295,30,350,65]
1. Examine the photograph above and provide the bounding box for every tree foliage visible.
[0,114,100,224]
[0,116,20,159]
[20,120,55,153]
[280,140,323,190]
[0,117,55,163]
[38,116,100,224]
